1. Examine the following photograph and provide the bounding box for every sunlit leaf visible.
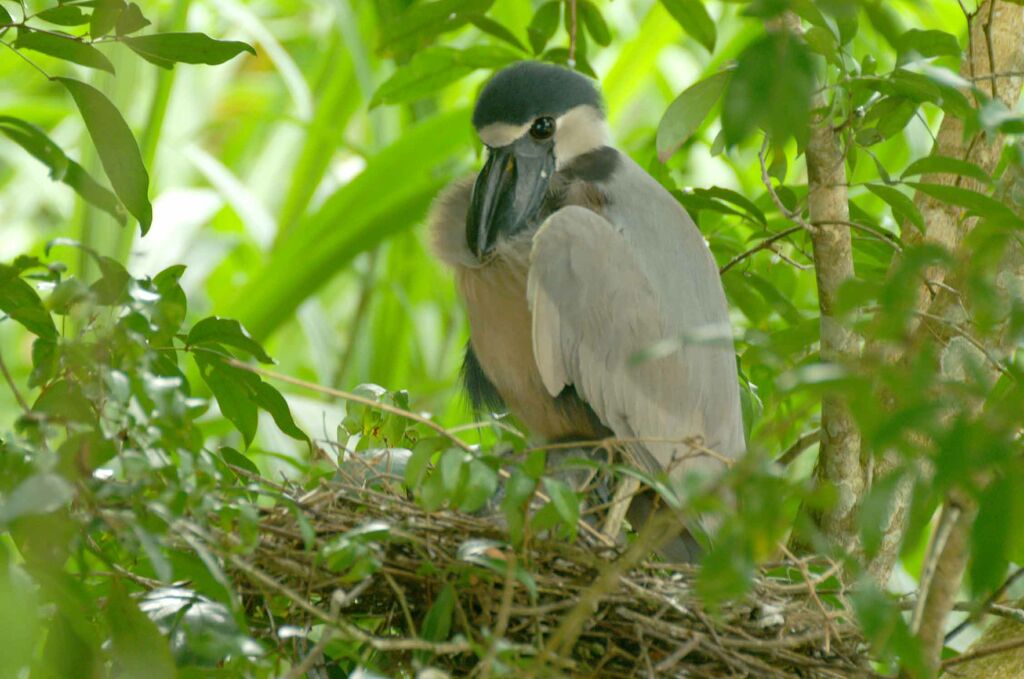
[528,1,560,55]
[0,116,127,224]
[894,28,959,65]
[15,30,115,74]
[37,6,89,26]
[115,2,149,35]
[660,0,715,52]
[656,68,731,162]
[90,0,126,38]
[122,32,255,69]
[57,78,152,232]
[110,584,179,679]
[579,1,611,46]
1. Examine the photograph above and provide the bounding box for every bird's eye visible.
[529,117,555,140]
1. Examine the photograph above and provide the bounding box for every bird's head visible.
[467,61,608,258]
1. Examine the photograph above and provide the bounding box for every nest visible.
[223,460,870,678]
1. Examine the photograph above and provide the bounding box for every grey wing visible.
[527,206,744,481]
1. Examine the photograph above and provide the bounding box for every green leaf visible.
[251,381,307,442]
[895,28,959,65]
[656,68,731,162]
[722,31,813,146]
[970,475,1014,596]
[659,0,715,52]
[866,183,925,233]
[37,6,89,26]
[907,181,1024,227]
[14,30,115,74]
[381,0,494,54]
[107,583,176,679]
[57,78,152,232]
[527,1,560,55]
[90,0,126,38]
[0,474,74,526]
[33,378,95,423]
[0,264,59,339]
[188,316,273,364]
[468,15,526,51]
[406,438,447,489]
[541,477,579,537]
[460,459,498,513]
[195,354,259,447]
[114,2,149,35]
[420,583,455,642]
[29,337,58,388]
[579,1,611,46]
[0,116,126,224]
[0,4,12,24]
[803,25,838,63]
[370,47,469,107]
[219,446,260,477]
[901,155,992,185]
[121,32,255,69]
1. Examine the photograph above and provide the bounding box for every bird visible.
[428,61,745,560]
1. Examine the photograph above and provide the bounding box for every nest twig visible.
[194,459,871,678]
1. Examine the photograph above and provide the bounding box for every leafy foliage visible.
[2,0,1024,676]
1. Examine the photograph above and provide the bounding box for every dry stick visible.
[540,512,676,665]
[480,554,518,679]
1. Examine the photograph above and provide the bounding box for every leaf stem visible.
[0,39,53,79]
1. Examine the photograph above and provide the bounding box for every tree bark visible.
[868,0,1024,587]
[779,12,865,560]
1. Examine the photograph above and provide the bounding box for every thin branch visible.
[567,0,577,68]
[0,39,52,79]
[946,566,1024,642]
[942,635,1024,669]
[228,359,475,453]
[910,503,962,635]
[719,226,803,275]
[0,349,29,412]
[758,137,819,235]
[776,429,821,466]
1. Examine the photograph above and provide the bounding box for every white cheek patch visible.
[554,105,610,168]
[478,121,530,148]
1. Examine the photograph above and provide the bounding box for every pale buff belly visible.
[456,255,603,440]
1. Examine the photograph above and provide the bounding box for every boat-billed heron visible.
[429,61,745,559]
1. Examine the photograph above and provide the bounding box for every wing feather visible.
[528,206,742,480]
